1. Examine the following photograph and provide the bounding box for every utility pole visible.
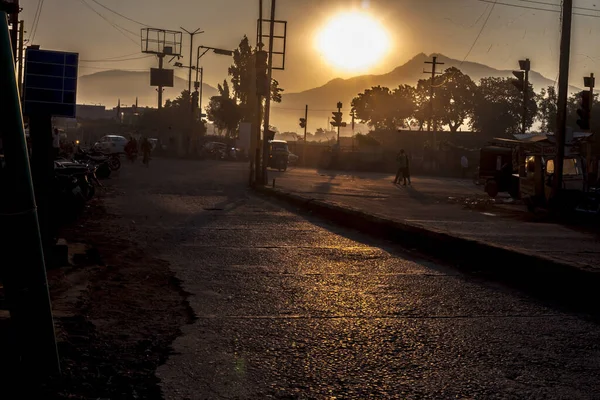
[198,67,204,117]
[350,108,356,152]
[0,5,60,380]
[261,0,276,185]
[553,0,573,200]
[9,0,18,60]
[254,0,264,184]
[424,56,443,170]
[424,56,444,133]
[522,59,530,135]
[300,105,308,167]
[17,18,23,95]
[336,102,342,145]
[181,27,202,157]
[157,54,164,109]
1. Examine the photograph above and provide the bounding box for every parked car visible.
[93,135,128,155]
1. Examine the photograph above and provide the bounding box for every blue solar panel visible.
[23,49,79,118]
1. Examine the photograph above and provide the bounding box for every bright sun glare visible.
[316,11,391,72]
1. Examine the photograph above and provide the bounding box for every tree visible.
[537,85,558,133]
[352,85,415,131]
[206,80,242,138]
[412,78,445,131]
[391,84,417,129]
[470,77,537,137]
[228,36,283,123]
[435,67,477,133]
[138,90,206,139]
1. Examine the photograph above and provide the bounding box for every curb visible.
[256,186,600,311]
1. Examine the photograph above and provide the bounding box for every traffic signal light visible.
[331,112,344,127]
[512,70,525,92]
[577,90,591,130]
[191,91,199,110]
[299,118,306,129]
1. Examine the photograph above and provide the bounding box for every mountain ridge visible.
[77,70,219,108]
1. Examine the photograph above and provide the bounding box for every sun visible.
[316,11,391,72]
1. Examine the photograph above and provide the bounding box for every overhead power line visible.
[81,54,153,62]
[430,0,497,88]
[29,0,45,44]
[478,0,600,17]
[78,66,148,72]
[78,0,139,46]
[80,51,146,61]
[518,0,600,13]
[88,0,150,26]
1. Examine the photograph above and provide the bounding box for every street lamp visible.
[194,45,234,120]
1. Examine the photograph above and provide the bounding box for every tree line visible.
[352,67,594,137]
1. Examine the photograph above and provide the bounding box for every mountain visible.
[270,53,580,133]
[77,70,218,109]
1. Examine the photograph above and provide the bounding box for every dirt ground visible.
[0,184,194,399]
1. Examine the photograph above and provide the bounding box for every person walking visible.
[52,128,61,159]
[461,155,469,178]
[394,149,409,186]
[141,137,152,167]
[406,152,412,186]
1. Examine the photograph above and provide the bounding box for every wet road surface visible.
[108,159,600,399]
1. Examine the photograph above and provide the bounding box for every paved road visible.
[270,167,600,270]
[107,159,600,399]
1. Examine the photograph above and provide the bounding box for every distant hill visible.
[270,53,580,133]
[77,70,218,109]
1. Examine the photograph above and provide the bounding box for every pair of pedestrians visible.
[394,149,411,186]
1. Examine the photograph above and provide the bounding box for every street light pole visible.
[181,27,203,95]
[261,0,277,185]
[552,0,573,201]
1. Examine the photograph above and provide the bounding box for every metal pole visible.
[303,104,308,167]
[261,0,276,185]
[255,0,264,184]
[157,54,164,109]
[522,59,530,135]
[9,0,17,61]
[17,18,23,95]
[553,0,573,199]
[0,9,60,380]
[199,67,204,118]
[337,103,341,146]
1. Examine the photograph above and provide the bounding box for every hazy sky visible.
[19,0,600,93]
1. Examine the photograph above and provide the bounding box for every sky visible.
[18,0,600,93]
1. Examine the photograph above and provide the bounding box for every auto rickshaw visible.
[268,140,289,171]
[478,144,519,198]
[520,150,586,212]
[483,133,593,213]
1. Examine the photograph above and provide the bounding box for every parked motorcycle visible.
[74,148,121,172]
[54,160,101,201]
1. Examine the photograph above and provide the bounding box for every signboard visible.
[150,68,174,87]
[23,49,79,118]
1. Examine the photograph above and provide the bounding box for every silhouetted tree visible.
[352,85,415,130]
[537,85,558,133]
[206,80,242,138]
[435,67,477,132]
[228,36,283,123]
[139,90,206,138]
[470,77,537,136]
